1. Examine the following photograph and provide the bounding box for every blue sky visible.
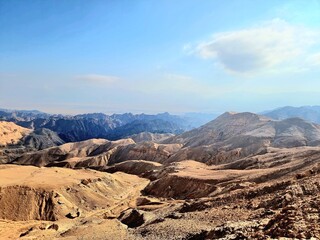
[1,0,320,114]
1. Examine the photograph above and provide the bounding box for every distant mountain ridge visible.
[0,108,217,142]
[263,106,320,123]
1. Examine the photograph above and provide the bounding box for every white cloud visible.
[76,74,120,83]
[195,19,320,73]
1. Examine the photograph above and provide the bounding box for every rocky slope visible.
[163,112,320,164]
[12,111,320,168]
[3,111,320,239]
[0,121,31,146]
[107,146,320,239]
[0,121,65,163]
[3,145,320,239]
[0,164,148,239]
[12,138,182,168]
[22,128,65,150]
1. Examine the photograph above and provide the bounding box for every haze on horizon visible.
[1,0,320,115]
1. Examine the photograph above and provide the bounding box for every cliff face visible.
[0,165,148,221]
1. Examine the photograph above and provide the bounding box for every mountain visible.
[0,108,54,121]
[0,121,63,150]
[129,132,174,143]
[163,112,320,164]
[263,106,320,123]
[0,109,213,142]
[3,111,320,239]
[22,128,65,150]
[11,111,320,167]
[0,121,31,146]
[0,121,65,163]
[106,119,183,140]
[12,138,181,168]
[12,111,320,168]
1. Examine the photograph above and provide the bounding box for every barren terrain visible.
[1,112,320,239]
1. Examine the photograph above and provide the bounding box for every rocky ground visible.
[1,147,320,239]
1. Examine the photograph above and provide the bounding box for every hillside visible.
[0,121,31,146]
[2,112,320,238]
[0,165,148,239]
[164,112,320,164]
[0,121,65,164]
[263,106,320,123]
[12,111,320,167]
[12,138,181,168]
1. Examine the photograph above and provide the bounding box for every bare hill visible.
[163,112,320,164]
[0,121,31,146]
[12,138,181,168]
[3,112,320,239]
[0,121,65,164]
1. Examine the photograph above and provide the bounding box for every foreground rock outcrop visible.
[0,164,150,239]
[0,165,148,221]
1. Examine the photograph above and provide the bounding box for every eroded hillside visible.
[2,112,320,239]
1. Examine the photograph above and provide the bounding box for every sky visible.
[1,0,320,115]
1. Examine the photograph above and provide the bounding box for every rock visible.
[81,179,91,185]
[166,212,183,219]
[48,224,59,230]
[66,210,81,219]
[19,227,33,237]
[118,209,155,228]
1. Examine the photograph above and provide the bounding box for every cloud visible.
[194,19,320,73]
[76,74,120,84]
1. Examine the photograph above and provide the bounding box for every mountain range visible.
[2,107,320,239]
[0,108,217,142]
[4,110,320,168]
[2,108,320,238]
[263,105,320,123]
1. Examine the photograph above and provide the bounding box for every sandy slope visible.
[13,138,182,168]
[0,165,149,239]
[0,121,31,146]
